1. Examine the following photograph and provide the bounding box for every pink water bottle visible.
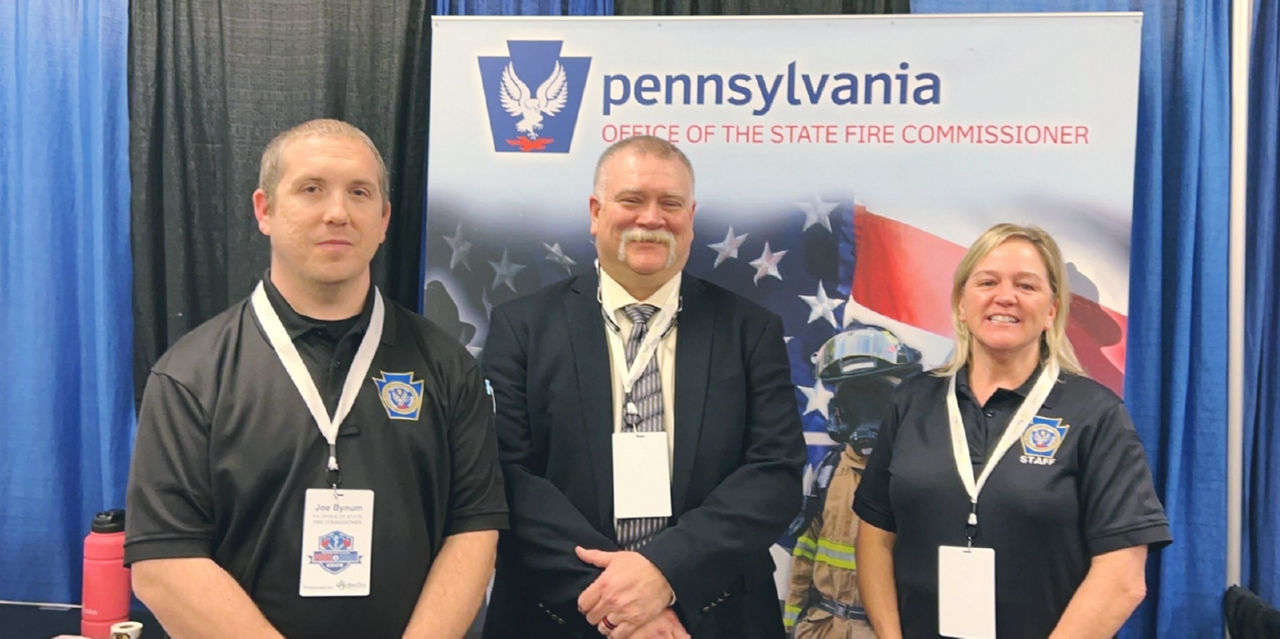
[82,509,130,639]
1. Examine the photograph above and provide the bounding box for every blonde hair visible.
[258,119,389,203]
[937,223,1084,377]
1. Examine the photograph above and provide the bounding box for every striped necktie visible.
[616,303,669,549]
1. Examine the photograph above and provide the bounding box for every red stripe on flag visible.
[1065,296,1127,394]
[852,207,965,336]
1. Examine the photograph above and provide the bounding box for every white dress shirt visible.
[598,268,680,467]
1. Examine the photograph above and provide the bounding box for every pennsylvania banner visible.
[424,14,1141,599]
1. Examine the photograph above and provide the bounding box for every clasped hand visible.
[575,546,685,638]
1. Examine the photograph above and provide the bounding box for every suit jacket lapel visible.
[565,272,617,530]
[672,275,711,515]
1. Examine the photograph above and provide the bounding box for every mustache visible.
[619,227,676,247]
[618,228,678,269]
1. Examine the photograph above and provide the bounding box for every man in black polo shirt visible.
[125,119,507,639]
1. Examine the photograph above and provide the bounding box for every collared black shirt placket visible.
[260,275,373,414]
[953,365,1041,474]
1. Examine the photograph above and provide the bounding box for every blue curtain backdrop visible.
[0,1,134,603]
[911,1,1230,637]
[1245,0,1279,608]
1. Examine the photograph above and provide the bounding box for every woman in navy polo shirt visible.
[853,223,1170,638]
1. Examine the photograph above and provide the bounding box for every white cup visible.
[109,621,143,639]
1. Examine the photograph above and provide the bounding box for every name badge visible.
[938,545,996,638]
[611,432,672,519]
[300,489,374,597]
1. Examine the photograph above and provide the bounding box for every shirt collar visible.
[260,271,375,342]
[598,267,682,317]
[956,361,1044,401]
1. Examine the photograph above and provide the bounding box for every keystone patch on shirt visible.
[371,371,424,421]
[1019,415,1069,466]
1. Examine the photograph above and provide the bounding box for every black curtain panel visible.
[615,0,907,16]
[129,0,431,403]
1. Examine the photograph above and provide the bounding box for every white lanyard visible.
[945,362,1058,540]
[250,281,385,485]
[602,283,678,397]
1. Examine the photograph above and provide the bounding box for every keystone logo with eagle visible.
[478,41,591,153]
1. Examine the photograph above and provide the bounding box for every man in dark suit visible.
[481,135,805,638]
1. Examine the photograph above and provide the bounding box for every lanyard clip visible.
[327,442,342,492]
[965,500,978,548]
[623,399,640,432]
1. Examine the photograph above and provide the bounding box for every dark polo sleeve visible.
[124,371,216,564]
[852,379,909,533]
[443,356,509,535]
[1076,397,1171,555]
